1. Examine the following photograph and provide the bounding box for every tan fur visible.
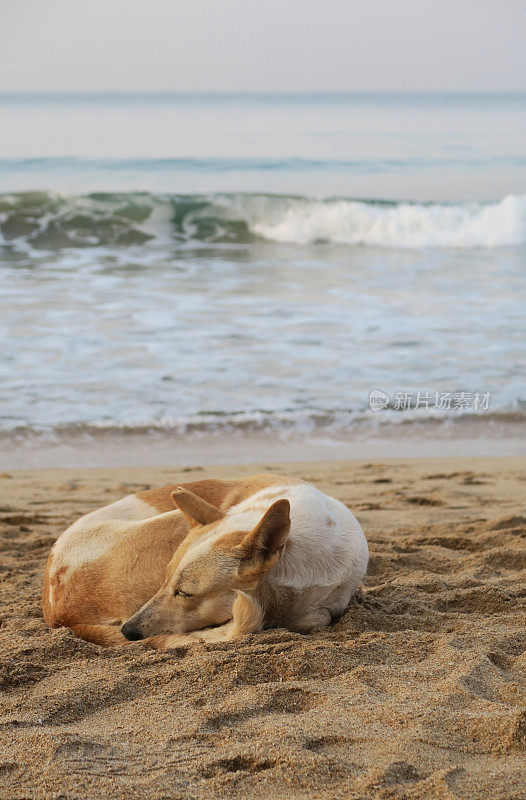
[171,487,224,526]
[135,474,293,514]
[136,479,239,514]
[43,473,368,649]
[69,623,132,647]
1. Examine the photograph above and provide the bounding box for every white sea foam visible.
[247,194,526,249]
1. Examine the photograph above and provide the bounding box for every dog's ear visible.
[171,487,224,527]
[238,499,290,574]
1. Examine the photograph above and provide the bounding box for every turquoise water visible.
[0,92,525,455]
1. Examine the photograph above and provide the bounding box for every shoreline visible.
[3,417,525,469]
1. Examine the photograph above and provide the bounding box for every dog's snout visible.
[121,621,144,641]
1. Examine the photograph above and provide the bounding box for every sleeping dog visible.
[43,474,368,648]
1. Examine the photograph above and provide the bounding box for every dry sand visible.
[1,457,525,800]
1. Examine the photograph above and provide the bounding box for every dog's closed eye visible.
[174,589,193,598]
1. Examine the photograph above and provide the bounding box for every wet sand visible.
[1,457,525,799]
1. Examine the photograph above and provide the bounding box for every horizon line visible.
[1,88,526,95]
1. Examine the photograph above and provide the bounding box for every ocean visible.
[1,92,525,467]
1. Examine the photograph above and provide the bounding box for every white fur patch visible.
[49,495,173,582]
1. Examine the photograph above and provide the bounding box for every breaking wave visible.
[1,190,525,251]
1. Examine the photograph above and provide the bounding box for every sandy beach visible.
[0,456,525,800]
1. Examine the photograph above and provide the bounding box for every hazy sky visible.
[1,0,525,92]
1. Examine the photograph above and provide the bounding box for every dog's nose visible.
[121,621,144,641]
